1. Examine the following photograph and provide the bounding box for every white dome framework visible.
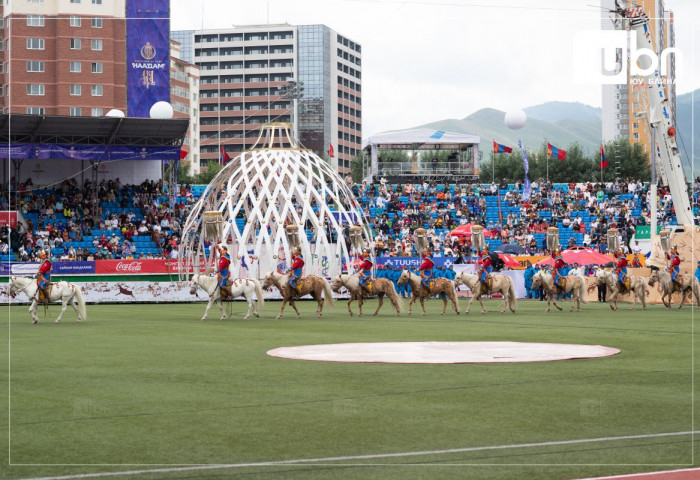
[178,123,372,280]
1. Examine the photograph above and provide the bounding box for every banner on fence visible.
[375,256,458,269]
[0,261,95,275]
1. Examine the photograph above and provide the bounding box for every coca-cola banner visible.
[0,211,18,228]
[95,259,202,275]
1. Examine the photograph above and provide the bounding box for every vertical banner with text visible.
[126,0,170,117]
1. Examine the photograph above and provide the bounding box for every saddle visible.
[554,277,567,294]
[673,275,684,292]
[422,279,435,296]
[37,284,53,304]
[619,275,630,293]
[480,277,492,295]
[363,281,373,294]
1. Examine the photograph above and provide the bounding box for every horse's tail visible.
[693,277,700,306]
[322,278,335,308]
[577,275,587,304]
[506,277,517,309]
[385,279,403,313]
[252,278,264,313]
[74,285,87,321]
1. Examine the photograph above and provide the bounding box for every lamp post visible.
[279,80,304,140]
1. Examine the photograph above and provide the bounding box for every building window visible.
[70,61,81,73]
[27,15,45,27]
[70,84,81,96]
[92,0,102,4]
[91,39,102,51]
[27,84,45,96]
[27,0,44,3]
[633,132,639,139]
[26,38,45,50]
[70,38,82,50]
[70,107,82,116]
[70,16,81,27]
[633,122,639,129]
[91,62,102,73]
[27,107,45,115]
[26,61,44,72]
[70,0,81,3]
[0,18,4,29]
[0,39,3,51]
[91,84,103,96]
[91,107,103,116]
[91,18,102,28]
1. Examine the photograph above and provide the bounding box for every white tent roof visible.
[364,128,480,150]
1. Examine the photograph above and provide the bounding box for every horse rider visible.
[288,246,304,296]
[217,244,233,300]
[356,248,373,295]
[478,245,492,293]
[614,249,629,292]
[667,245,682,291]
[420,249,435,294]
[552,247,566,292]
[35,249,52,304]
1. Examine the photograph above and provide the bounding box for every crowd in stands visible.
[2,174,699,264]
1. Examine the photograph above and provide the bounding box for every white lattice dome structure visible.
[178,123,372,279]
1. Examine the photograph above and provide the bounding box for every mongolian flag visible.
[547,143,567,160]
[328,143,335,158]
[180,148,188,159]
[493,140,513,154]
[599,143,608,168]
[219,145,231,165]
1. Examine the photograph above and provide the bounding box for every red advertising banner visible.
[0,211,18,228]
[95,259,203,274]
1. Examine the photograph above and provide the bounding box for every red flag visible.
[328,143,335,158]
[599,143,608,168]
[220,145,231,164]
[493,140,513,154]
[547,143,567,160]
[180,148,188,159]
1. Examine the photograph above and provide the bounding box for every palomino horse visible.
[396,270,460,315]
[263,271,334,319]
[594,268,647,311]
[331,273,403,316]
[189,274,264,321]
[648,269,700,309]
[453,272,517,314]
[531,271,587,313]
[9,275,87,324]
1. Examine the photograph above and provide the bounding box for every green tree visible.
[350,152,370,183]
[176,161,197,186]
[196,160,223,185]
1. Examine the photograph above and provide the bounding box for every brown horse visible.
[648,269,700,309]
[331,273,403,316]
[594,268,647,311]
[263,271,334,319]
[453,272,517,315]
[531,271,587,313]
[397,270,460,315]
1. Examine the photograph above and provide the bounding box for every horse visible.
[8,275,87,324]
[594,268,647,311]
[530,271,587,313]
[262,271,334,319]
[189,273,264,321]
[648,269,700,309]
[331,273,403,316]
[453,272,517,315]
[396,270,460,315]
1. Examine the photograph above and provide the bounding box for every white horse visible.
[531,270,587,313]
[595,268,647,311]
[9,275,87,324]
[648,269,700,309]
[189,274,264,321]
[453,271,516,314]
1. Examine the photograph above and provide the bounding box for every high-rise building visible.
[173,23,362,173]
[0,0,127,116]
[170,39,200,175]
[600,0,676,162]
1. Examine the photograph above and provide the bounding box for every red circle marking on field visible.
[266,341,620,364]
[574,467,700,480]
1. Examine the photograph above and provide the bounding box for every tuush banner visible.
[374,256,458,269]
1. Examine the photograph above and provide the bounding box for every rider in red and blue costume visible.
[288,246,304,295]
[420,250,434,291]
[357,248,373,295]
[478,245,492,287]
[217,244,233,299]
[667,245,681,289]
[36,249,52,303]
[614,249,628,290]
[552,248,566,290]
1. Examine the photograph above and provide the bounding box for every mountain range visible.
[408,89,699,174]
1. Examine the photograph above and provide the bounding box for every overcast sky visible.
[171,0,698,137]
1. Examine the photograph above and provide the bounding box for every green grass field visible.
[0,298,698,480]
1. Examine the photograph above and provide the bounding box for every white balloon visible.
[149,101,174,119]
[105,109,125,118]
[504,110,527,130]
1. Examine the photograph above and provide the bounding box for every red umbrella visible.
[498,253,520,268]
[537,248,614,267]
[450,224,493,237]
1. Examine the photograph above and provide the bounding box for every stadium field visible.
[0,299,697,480]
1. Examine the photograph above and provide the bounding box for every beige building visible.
[170,40,200,175]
